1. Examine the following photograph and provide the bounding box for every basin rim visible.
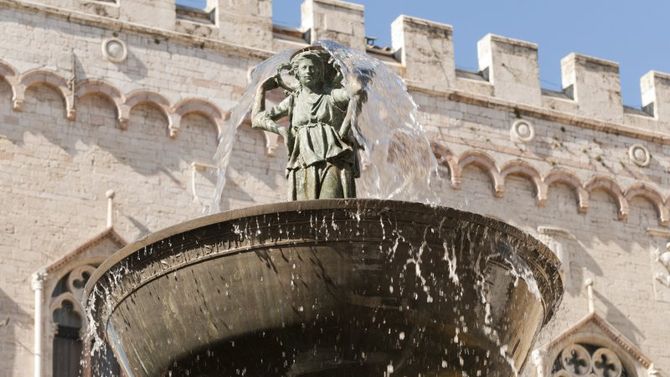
[84,199,563,322]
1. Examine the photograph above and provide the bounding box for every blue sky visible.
[178,0,670,108]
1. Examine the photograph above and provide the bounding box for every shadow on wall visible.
[118,48,149,81]
[219,124,287,211]
[0,288,31,374]
[0,83,218,176]
[594,290,645,345]
[0,78,287,210]
[563,235,603,297]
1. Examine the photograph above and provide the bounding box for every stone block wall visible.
[0,0,669,376]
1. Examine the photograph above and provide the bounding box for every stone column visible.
[31,270,47,377]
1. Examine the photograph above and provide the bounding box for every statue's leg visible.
[295,165,320,200]
[340,164,355,198]
[308,164,320,199]
[287,170,297,201]
[319,163,344,199]
[294,168,307,200]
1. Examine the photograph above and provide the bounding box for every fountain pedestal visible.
[85,200,562,377]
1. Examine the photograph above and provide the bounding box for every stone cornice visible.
[0,0,273,60]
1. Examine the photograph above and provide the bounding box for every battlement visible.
[3,0,670,134]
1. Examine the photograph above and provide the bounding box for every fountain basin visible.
[85,199,562,377]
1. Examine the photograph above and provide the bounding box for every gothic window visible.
[552,343,629,377]
[50,264,121,377]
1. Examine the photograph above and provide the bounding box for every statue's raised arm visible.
[250,46,362,201]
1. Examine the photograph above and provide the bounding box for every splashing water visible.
[319,40,438,203]
[210,41,439,212]
[210,49,295,212]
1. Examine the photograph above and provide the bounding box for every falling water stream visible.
[210,41,439,212]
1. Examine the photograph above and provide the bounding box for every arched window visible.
[532,313,657,377]
[50,264,121,377]
[41,226,128,377]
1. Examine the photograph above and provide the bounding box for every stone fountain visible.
[84,45,563,377]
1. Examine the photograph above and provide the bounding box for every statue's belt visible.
[293,122,339,130]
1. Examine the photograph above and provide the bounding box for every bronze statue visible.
[252,46,362,200]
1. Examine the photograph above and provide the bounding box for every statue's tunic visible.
[289,90,352,168]
[271,88,357,200]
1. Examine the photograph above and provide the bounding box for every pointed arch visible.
[122,90,173,134]
[624,183,669,226]
[76,79,124,126]
[500,160,545,206]
[431,142,460,188]
[18,69,75,119]
[585,176,628,220]
[172,98,226,138]
[457,151,503,197]
[41,227,127,377]
[534,313,653,377]
[544,169,589,213]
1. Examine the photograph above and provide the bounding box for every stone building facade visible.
[0,0,668,376]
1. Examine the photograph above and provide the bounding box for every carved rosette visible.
[552,343,628,377]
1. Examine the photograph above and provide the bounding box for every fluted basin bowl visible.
[85,199,563,377]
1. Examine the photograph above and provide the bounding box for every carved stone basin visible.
[85,199,563,377]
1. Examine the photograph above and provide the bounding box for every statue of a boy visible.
[252,46,361,200]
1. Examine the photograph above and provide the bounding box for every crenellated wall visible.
[1,0,670,376]
[5,0,670,131]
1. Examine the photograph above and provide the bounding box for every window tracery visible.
[50,264,121,377]
[552,343,628,377]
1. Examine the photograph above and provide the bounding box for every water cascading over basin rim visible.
[85,199,563,377]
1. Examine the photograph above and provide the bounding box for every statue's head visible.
[287,46,342,90]
[290,50,325,88]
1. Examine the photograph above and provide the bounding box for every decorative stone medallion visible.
[628,144,651,167]
[511,119,535,143]
[102,38,127,63]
